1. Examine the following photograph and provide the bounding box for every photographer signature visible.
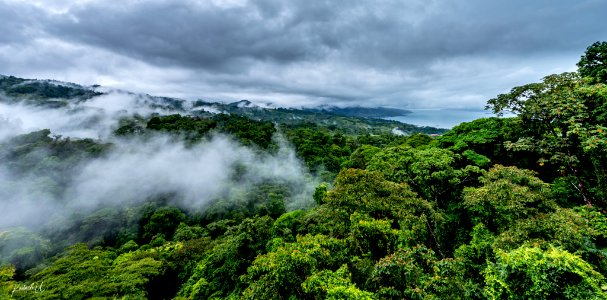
[11,282,44,297]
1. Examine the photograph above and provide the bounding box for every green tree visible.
[404,133,434,148]
[241,234,348,299]
[368,146,481,207]
[178,216,273,299]
[494,208,597,252]
[463,165,556,232]
[349,212,403,260]
[271,210,306,242]
[484,245,607,299]
[438,118,526,168]
[321,169,442,250]
[285,128,352,174]
[141,207,186,242]
[146,114,217,142]
[302,265,376,299]
[347,145,380,169]
[0,228,51,272]
[14,244,162,299]
[486,70,607,206]
[213,114,277,149]
[578,41,607,84]
[454,223,496,293]
[368,245,467,299]
[0,265,16,299]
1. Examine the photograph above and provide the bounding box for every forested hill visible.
[304,105,411,118]
[0,76,443,136]
[1,42,607,299]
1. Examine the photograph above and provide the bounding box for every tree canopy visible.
[2,41,607,299]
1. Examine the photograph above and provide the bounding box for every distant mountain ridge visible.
[0,75,447,134]
[218,100,412,118]
[0,75,102,108]
[306,105,411,118]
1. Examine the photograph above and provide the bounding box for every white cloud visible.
[0,94,316,229]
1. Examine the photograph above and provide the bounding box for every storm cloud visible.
[1,0,605,108]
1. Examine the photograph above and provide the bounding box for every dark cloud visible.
[47,1,334,72]
[0,0,606,108]
[0,2,41,43]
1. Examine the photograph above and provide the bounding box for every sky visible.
[0,0,605,108]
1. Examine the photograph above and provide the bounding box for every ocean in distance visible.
[385,108,499,129]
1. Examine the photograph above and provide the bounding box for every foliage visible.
[439,117,510,150]
[0,76,102,107]
[578,41,607,84]
[146,114,217,142]
[347,144,381,169]
[325,169,442,248]
[12,244,162,299]
[454,223,496,285]
[486,70,607,206]
[312,183,329,205]
[298,204,352,239]
[0,265,16,299]
[212,114,276,149]
[575,205,607,239]
[302,265,376,299]
[0,228,51,273]
[368,245,467,299]
[178,216,273,299]
[173,223,205,242]
[438,118,528,167]
[368,146,481,207]
[3,42,607,300]
[241,234,348,299]
[199,182,290,222]
[484,245,607,299]
[141,207,186,242]
[349,213,403,260]
[493,208,597,253]
[404,133,434,148]
[143,113,277,149]
[271,210,306,242]
[463,165,555,232]
[284,127,352,173]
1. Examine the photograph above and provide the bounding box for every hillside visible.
[0,76,445,136]
[1,42,607,299]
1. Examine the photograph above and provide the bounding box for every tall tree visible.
[578,41,607,84]
[487,71,607,207]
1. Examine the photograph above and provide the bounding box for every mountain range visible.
[0,75,446,135]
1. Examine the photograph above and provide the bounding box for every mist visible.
[0,90,185,140]
[0,91,317,231]
[68,133,315,213]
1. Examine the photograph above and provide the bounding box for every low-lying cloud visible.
[0,90,180,140]
[69,134,315,213]
[0,92,316,230]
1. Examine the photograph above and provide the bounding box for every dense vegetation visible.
[1,42,607,299]
[0,76,102,108]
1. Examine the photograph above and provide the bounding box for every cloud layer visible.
[1,0,605,108]
[0,92,316,229]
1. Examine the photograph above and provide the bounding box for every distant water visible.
[385,109,498,129]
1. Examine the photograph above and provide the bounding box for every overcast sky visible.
[1,0,605,108]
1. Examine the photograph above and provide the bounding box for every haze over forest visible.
[1,1,607,299]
